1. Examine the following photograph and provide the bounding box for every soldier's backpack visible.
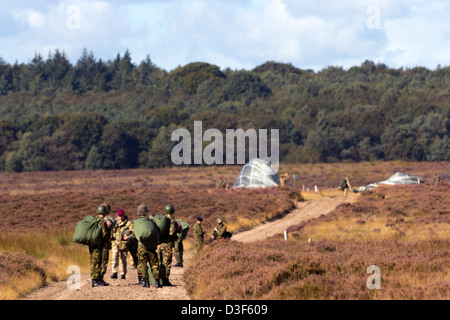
[152,214,170,244]
[73,216,103,246]
[176,220,190,240]
[133,217,159,251]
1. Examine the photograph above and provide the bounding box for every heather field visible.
[0,161,448,299]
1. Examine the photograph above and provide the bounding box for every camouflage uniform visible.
[173,237,183,265]
[111,216,133,277]
[216,179,225,189]
[193,222,205,252]
[88,216,109,280]
[157,218,179,280]
[137,242,160,281]
[212,222,227,240]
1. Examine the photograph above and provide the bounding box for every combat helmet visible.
[137,204,149,216]
[97,205,108,215]
[164,203,175,215]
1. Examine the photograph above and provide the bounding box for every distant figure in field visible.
[216,177,225,189]
[280,173,290,186]
[433,172,441,183]
[340,177,352,199]
[193,217,206,253]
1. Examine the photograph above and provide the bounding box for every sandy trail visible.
[23,191,356,300]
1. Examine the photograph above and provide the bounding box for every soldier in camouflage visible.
[100,202,112,284]
[211,218,228,240]
[193,217,205,253]
[110,209,133,279]
[89,205,112,287]
[157,203,181,286]
[134,204,162,288]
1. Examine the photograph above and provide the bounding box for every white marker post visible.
[284,230,288,241]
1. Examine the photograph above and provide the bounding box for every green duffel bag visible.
[73,216,103,246]
[176,219,190,240]
[152,214,170,244]
[134,217,159,251]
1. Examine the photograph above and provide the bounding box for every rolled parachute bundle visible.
[152,214,170,244]
[73,216,103,246]
[133,217,159,251]
[176,220,190,240]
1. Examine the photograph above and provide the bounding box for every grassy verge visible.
[0,230,89,300]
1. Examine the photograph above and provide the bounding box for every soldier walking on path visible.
[89,205,112,287]
[157,204,181,287]
[134,204,162,288]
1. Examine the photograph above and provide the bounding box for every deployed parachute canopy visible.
[233,158,280,189]
[359,172,421,191]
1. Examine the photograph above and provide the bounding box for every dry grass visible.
[184,163,450,300]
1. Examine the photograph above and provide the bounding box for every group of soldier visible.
[88,202,229,289]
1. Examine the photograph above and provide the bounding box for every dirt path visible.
[23,191,357,300]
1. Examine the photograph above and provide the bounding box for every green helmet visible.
[97,205,108,215]
[217,218,223,224]
[101,203,111,214]
[164,203,175,215]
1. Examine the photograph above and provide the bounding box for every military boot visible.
[92,279,101,287]
[155,278,162,289]
[138,276,143,285]
[111,272,118,279]
[142,279,150,288]
[99,276,110,286]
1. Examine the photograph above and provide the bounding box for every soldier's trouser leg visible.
[137,244,160,280]
[137,243,149,280]
[89,246,102,280]
[119,249,128,276]
[129,243,138,268]
[147,249,160,280]
[174,239,183,264]
[159,243,173,278]
[100,245,109,277]
[111,246,120,274]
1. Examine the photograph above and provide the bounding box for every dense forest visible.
[0,49,449,172]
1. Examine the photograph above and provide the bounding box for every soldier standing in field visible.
[134,204,162,288]
[340,177,352,199]
[193,217,205,253]
[110,209,133,280]
[157,203,181,287]
[90,205,112,287]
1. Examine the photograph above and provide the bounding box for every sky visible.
[1,0,449,72]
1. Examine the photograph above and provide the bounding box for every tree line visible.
[0,49,449,172]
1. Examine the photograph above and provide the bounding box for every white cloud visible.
[0,0,449,71]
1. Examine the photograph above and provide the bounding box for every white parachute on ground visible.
[359,172,421,192]
[233,158,281,189]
